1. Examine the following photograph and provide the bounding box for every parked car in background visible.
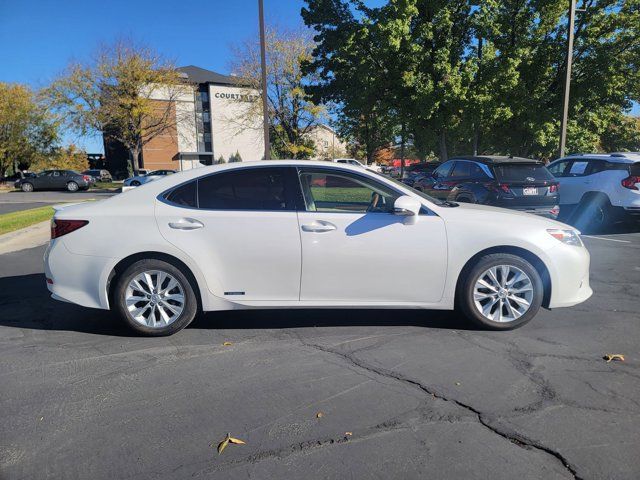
[1,171,35,184]
[414,156,559,218]
[15,170,92,192]
[547,153,640,232]
[401,162,442,187]
[82,169,113,183]
[123,169,176,187]
[46,161,591,336]
[334,158,382,173]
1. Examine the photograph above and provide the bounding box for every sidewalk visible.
[0,220,50,255]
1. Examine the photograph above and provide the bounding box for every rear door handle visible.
[168,218,204,230]
[301,221,337,233]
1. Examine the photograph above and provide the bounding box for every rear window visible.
[629,162,640,176]
[492,164,554,182]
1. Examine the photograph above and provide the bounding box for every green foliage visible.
[228,150,243,163]
[303,0,640,161]
[30,144,89,172]
[217,155,226,164]
[0,83,58,176]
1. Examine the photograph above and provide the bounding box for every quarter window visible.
[165,181,197,207]
[299,170,399,213]
[198,168,292,211]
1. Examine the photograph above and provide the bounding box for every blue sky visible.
[0,0,310,152]
[1,0,637,153]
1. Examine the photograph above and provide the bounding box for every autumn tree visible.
[0,83,57,177]
[230,27,326,159]
[47,41,191,175]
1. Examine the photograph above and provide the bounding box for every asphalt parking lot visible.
[0,190,117,214]
[1,230,639,479]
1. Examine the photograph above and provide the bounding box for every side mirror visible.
[394,195,422,217]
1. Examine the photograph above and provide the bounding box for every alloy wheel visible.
[473,265,534,323]
[67,181,78,192]
[125,270,186,328]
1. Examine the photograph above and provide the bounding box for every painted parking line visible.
[582,235,631,243]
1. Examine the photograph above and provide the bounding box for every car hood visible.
[435,201,573,231]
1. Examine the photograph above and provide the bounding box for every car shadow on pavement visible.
[0,273,474,336]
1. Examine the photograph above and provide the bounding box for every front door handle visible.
[168,218,204,230]
[301,220,337,233]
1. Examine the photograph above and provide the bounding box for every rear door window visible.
[197,167,294,211]
[450,161,471,178]
[433,161,454,179]
[567,161,589,176]
[493,164,554,183]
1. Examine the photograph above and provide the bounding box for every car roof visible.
[448,155,542,164]
[556,153,639,164]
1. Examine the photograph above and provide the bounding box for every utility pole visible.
[258,0,270,160]
[559,0,577,158]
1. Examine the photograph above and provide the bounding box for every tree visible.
[30,144,88,172]
[0,83,57,177]
[47,40,191,175]
[230,27,327,159]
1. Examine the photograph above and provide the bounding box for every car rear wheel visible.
[570,195,612,234]
[21,182,34,192]
[114,259,198,336]
[67,181,79,192]
[458,253,543,330]
[131,180,141,186]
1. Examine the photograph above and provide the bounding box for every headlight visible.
[547,229,583,246]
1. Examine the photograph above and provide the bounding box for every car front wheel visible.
[458,253,543,330]
[114,259,198,336]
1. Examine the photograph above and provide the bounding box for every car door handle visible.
[301,221,337,233]
[168,218,204,230]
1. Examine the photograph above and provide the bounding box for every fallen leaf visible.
[455,382,461,386]
[223,342,233,346]
[228,436,246,445]
[345,432,353,436]
[316,412,324,418]
[603,354,625,363]
[217,434,230,455]
[39,416,44,421]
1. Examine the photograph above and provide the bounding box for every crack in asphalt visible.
[299,338,582,480]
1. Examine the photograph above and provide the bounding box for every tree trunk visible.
[439,130,448,162]
[129,147,141,176]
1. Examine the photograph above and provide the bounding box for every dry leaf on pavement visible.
[603,354,625,363]
[316,412,324,418]
[223,342,233,346]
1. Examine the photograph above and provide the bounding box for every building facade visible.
[305,124,347,161]
[104,65,264,174]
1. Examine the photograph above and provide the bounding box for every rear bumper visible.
[44,239,113,310]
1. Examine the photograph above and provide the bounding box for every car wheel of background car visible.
[455,195,474,203]
[458,253,543,330]
[570,194,612,234]
[66,181,79,192]
[21,182,34,192]
[114,259,198,336]
[131,180,141,186]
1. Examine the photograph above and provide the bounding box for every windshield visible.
[373,171,446,206]
[492,163,554,182]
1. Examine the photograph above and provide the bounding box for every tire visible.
[21,182,34,192]
[131,180,141,186]
[455,195,473,203]
[113,259,198,336]
[67,181,79,192]
[457,253,543,330]
[570,195,612,234]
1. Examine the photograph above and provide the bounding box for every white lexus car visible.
[45,161,592,336]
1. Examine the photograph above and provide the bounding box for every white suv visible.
[547,153,640,232]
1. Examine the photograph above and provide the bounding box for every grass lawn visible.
[310,187,372,203]
[0,206,54,236]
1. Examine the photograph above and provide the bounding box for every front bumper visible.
[546,242,593,309]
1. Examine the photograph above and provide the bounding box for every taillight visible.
[487,183,511,193]
[621,176,640,190]
[549,184,558,193]
[51,219,89,239]
[83,175,92,181]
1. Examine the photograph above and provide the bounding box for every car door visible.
[423,161,455,199]
[296,167,448,303]
[550,159,588,205]
[156,166,302,301]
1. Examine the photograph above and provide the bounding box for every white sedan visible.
[45,161,592,336]
[123,169,176,187]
